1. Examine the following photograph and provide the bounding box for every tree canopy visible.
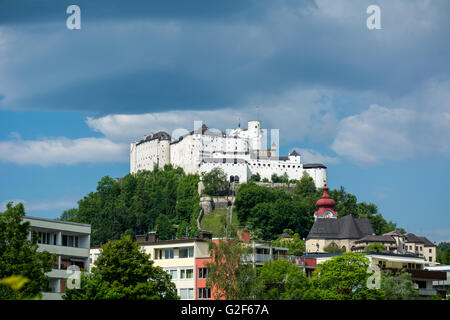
[306,252,385,300]
[60,165,201,245]
[380,270,419,300]
[234,177,405,241]
[0,202,54,299]
[63,235,178,300]
[201,167,230,196]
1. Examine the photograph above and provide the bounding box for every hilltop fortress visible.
[130,120,327,188]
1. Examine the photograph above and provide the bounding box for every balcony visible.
[382,268,446,281]
[242,254,303,266]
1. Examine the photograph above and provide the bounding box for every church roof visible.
[289,150,299,156]
[306,215,374,240]
[355,235,396,243]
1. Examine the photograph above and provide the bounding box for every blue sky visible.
[0,0,449,242]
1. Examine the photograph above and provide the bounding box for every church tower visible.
[314,184,338,221]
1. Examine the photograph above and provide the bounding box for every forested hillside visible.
[61,167,404,245]
[60,165,201,245]
[234,173,405,240]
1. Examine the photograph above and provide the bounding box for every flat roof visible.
[24,216,91,227]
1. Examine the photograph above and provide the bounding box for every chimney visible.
[147,231,159,243]
[199,230,213,240]
[136,234,147,244]
[238,230,251,243]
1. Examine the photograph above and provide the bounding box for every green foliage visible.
[380,270,419,300]
[437,242,450,264]
[271,173,289,183]
[61,167,201,245]
[293,172,316,198]
[155,214,175,240]
[364,243,387,252]
[63,236,178,300]
[262,178,269,182]
[234,182,313,240]
[258,259,309,300]
[58,208,78,222]
[201,167,230,196]
[249,173,261,182]
[0,202,55,300]
[205,238,261,300]
[235,179,404,241]
[306,252,385,300]
[272,233,305,256]
[323,243,346,253]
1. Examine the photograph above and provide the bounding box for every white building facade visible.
[24,216,91,300]
[130,120,327,188]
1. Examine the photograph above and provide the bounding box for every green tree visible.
[201,168,230,196]
[63,235,178,300]
[364,243,387,252]
[249,173,261,182]
[205,238,261,300]
[155,214,175,240]
[0,202,55,300]
[293,172,316,198]
[58,208,78,222]
[323,243,346,253]
[437,242,450,265]
[380,270,419,300]
[272,233,305,256]
[258,259,309,300]
[306,252,385,300]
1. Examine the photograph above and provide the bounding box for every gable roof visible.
[417,236,435,247]
[306,215,374,240]
[355,235,396,243]
[405,233,424,243]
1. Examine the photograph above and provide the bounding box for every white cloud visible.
[0,137,128,166]
[331,104,450,165]
[0,199,78,215]
[292,148,339,165]
[86,87,338,144]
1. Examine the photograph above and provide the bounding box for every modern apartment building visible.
[24,216,91,300]
[136,231,212,300]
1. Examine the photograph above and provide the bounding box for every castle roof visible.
[303,163,327,169]
[306,215,374,240]
[289,150,299,156]
[136,131,171,145]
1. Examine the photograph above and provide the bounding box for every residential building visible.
[424,265,450,296]
[301,251,447,299]
[305,186,437,263]
[136,231,212,300]
[24,216,91,300]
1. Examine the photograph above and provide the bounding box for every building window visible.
[179,247,194,258]
[180,268,194,279]
[179,288,194,300]
[198,268,209,279]
[198,288,211,299]
[429,257,432,262]
[62,235,79,248]
[164,248,174,259]
[166,269,178,280]
[429,248,432,253]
